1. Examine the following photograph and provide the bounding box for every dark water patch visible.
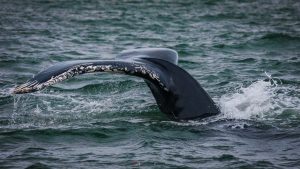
[275,109,300,120]
[30,128,110,139]
[0,56,41,68]
[213,32,300,52]
[61,50,84,57]
[0,118,11,126]
[201,74,219,81]
[203,0,223,6]
[178,59,201,69]
[22,147,47,154]
[201,13,248,20]
[250,160,277,169]
[47,54,74,62]
[211,41,253,51]
[290,57,298,60]
[0,127,123,144]
[136,37,166,43]
[280,161,300,168]
[259,59,300,73]
[25,162,51,169]
[217,69,236,80]
[253,33,300,50]
[230,126,300,141]
[232,58,257,63]
[213,154,237,161]
[273,109,300,128]
[0,95,13,106]
[261,33,300,41]
[0,131,31,145]
[174,44,192,55]
[213,43,226,48]
[270,131,300,140]
[264,51,283,57]
[216,81,230,86]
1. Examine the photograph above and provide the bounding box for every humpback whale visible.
[13,48,220,120]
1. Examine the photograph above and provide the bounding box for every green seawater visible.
[1,0,300,168]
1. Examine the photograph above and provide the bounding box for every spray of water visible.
[219,80,275,119]
[218,73,299,121]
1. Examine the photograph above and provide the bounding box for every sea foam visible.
[219,73,299,120]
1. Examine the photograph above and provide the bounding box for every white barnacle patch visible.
[152,73,159,80]
[134,65,143,72]
[141,69,146,74]
[93,66,100,71]
[13,80,39,93]
[85,65,93,72]
[130,64,168,91]
[104,65,112,71]
[99,66,104,71]
[79,66,85,70]
[35,66,80,91]
[13,62,170,94]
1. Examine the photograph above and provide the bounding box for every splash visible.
[218,74,299,120]
[219,80,274,119]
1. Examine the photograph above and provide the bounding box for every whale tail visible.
[14,48,220,120]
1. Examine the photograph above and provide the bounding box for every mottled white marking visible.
[13,62,168,94]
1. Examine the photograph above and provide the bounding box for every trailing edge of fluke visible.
[14,48,220,120]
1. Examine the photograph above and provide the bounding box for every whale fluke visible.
[14,48,220,120]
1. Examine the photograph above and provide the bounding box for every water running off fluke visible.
[13,48,220,121]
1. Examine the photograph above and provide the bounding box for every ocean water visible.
[1,0,300,168]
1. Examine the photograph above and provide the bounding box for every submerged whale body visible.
[14,48,220,120]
